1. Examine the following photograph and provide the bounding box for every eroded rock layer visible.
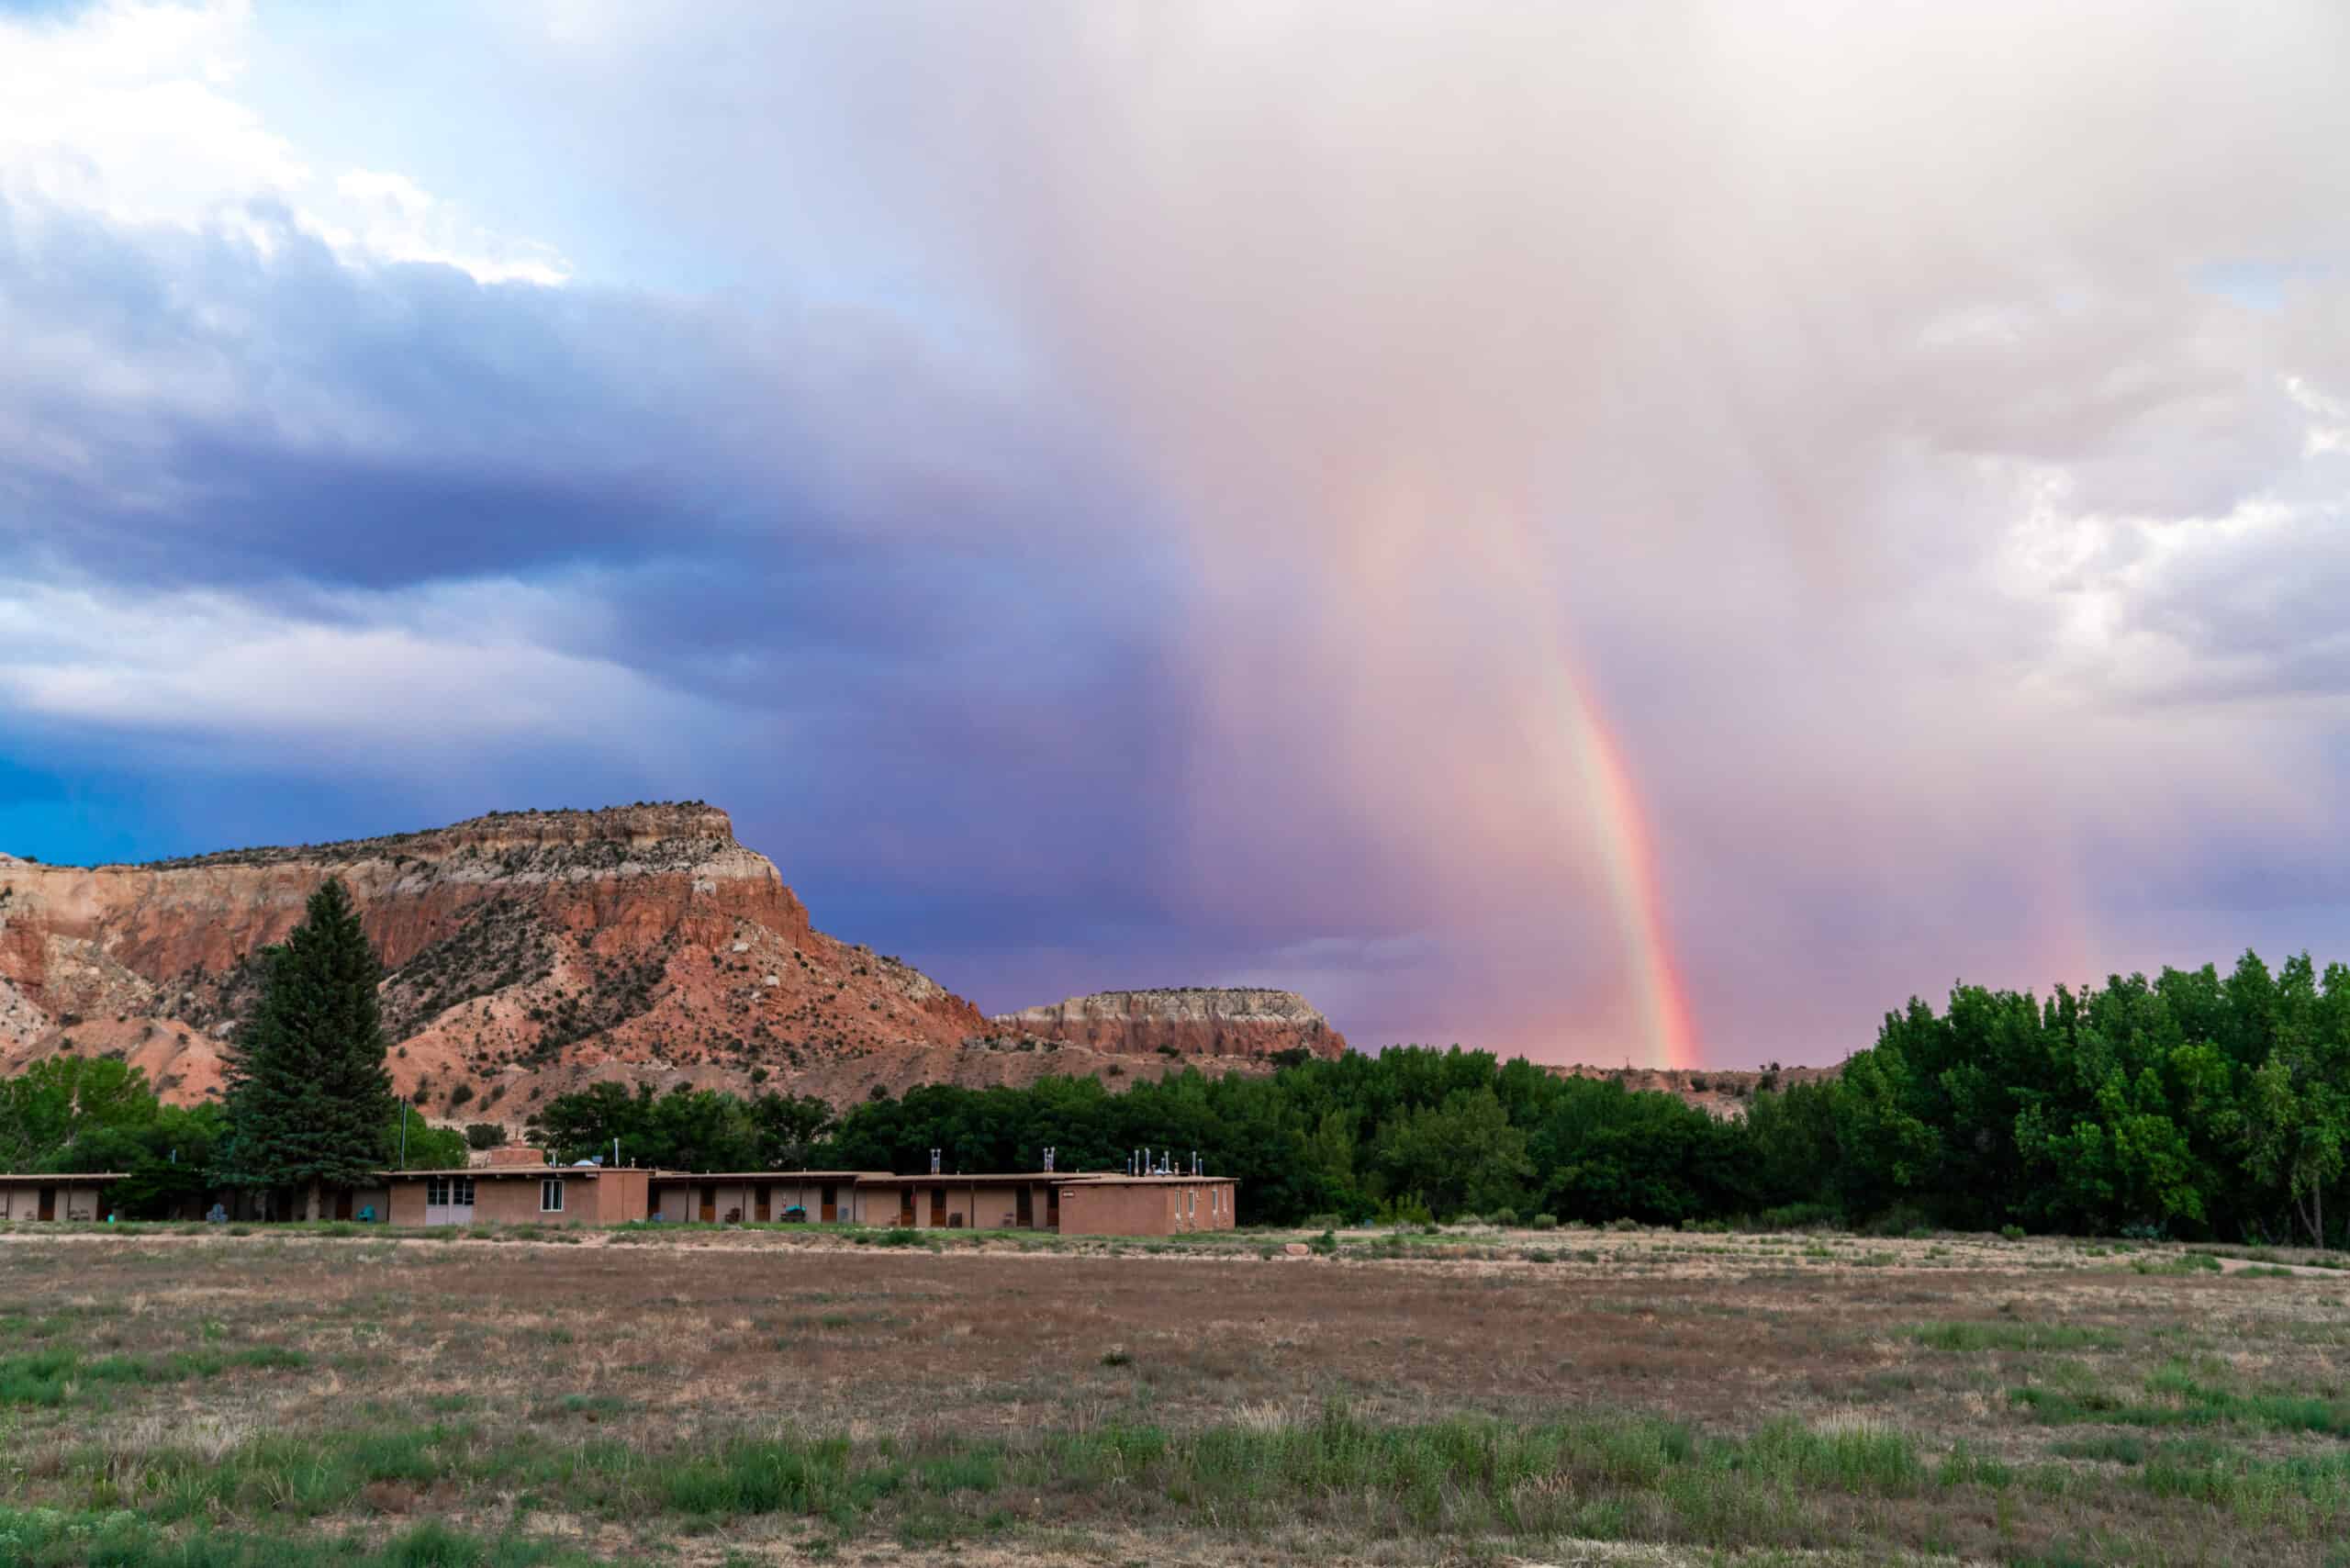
[990,987,1348,1061]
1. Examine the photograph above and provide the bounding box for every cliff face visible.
[990,987,1348,1061]
[0,805,1011,1115]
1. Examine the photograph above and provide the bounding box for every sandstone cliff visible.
[0,804,1114,1117]
[990,987,1348,1061]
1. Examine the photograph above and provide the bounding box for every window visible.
[541,1178,565,1213]
[426,1177,476,1206]
[426,1177,445,1205]
[1187,1188,1196,1216]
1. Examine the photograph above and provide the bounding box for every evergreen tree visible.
[218,878,396,1218]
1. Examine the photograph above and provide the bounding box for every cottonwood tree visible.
[218,879,397,1219]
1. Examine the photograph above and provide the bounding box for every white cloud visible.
[0,0,568,286]
[0,576,722,775]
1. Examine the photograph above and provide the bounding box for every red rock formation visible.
[0,805,1003,1117]
[990,987,1348,1061]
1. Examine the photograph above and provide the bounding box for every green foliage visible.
[13,938,2343,1242]
[0,1057,229,1216]
[391,1110,469,1170]
[218,879,397,1204]
[527,1082,837,1171]
[521,956,2350,1240]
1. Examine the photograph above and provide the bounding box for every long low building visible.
[0,1157,1238,1237]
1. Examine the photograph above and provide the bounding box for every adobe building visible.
[648,1171,880,1225]
[381,1145,648,1226]
[0,1172,124,1222]
[381,1166,648,1226]
[1057,1174,1237,1237]
[849,1173,1065,1230]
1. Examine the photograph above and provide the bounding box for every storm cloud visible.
[4,0,2348,1062]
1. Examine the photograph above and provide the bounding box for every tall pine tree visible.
[219,878,396,1219]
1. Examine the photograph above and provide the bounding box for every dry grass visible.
[3,1222,2347,1564]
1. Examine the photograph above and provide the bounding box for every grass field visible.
[2,1219,2345,1565]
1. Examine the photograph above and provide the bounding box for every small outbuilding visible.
[0,1172,124,1222]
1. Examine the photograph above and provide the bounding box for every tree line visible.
[528,949,2350,1246]
[7,895,2344,1247]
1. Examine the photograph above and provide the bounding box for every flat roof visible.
[382,1167,628,1179]
[0,1171,128,1183]
[852,1171,1065,1185]
[646,1170,886,1183]
[1060,1174,1236,1185]
[855,1171,1232,1185]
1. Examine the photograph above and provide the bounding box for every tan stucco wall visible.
[387,1182,427,1226]
[1058,1181,1237,1237]
[591,1170,648,1224]
[0,1182,107,1221]
[385,1172,616,1226]
[644,1178,868,1225]
[850,1181,1048,1230]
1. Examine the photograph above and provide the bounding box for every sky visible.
[3,1,2348,1068]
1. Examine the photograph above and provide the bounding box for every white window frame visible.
[541,1177,565,1213]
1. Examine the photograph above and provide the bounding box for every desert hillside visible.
[0,805,1254,1121]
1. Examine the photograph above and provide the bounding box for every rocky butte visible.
[0,804,1329,1119]
[992,988,1348,1061]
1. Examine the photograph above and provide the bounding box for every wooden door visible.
[38,1186,56,1221]
[820,1184,837,1223]
[1016,1186,1033,1227]
[699,1182,717,1223]
[334,1189,354,1221]
[898,1192,914,1226]
[1046,1189,1060,1229]
[929,1187,946,1227]
[755,1184,770,1222]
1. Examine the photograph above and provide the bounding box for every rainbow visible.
[1489,514,1702,1070]
[1281,480,1705,1070]
[1555,668,1702,1070]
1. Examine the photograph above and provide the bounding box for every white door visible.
[423,1176,476,1226]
